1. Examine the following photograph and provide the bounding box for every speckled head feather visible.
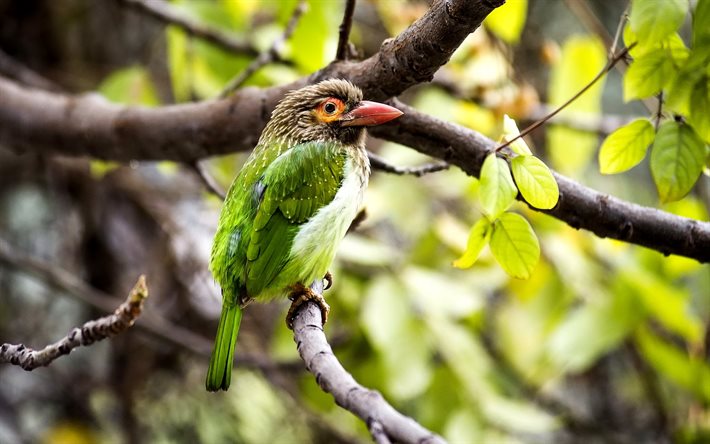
[259,79,366,146]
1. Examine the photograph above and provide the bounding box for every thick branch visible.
[0,0,501,161]
[1,0,708,261]
[370,103,710,263]
[323,0,505,101]
[292,283,445,444]
[1,276,148,370]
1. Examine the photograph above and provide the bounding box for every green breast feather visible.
[210,140,346,305]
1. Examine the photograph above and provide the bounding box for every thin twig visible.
[291,281,446,444]
[190,161,226,200]
[335,0,358,61]
[118,0,258,56]
[219,1,307,98]
[369,419,392,444]
[368,152,449,177]
[495,44,635,153]
[0,48,60,91]
[1,276,148,370]
[0,237,302,372]
[609,4,630,58]
[562,0,613,48]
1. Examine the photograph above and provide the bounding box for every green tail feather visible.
[206,303,243,391]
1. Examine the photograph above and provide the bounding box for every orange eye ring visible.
[315,98,346,123]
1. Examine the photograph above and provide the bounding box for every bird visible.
[206,79,403,391]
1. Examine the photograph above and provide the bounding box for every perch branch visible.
[1,276,148,370]
[118,0,258,56]
[219,0,307,98]
[291,281,445,444]
[368,152,449,176]
[335,0,358,61]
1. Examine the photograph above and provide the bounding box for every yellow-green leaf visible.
[453,218,492,269]
[502,115,532,156]
[510,155,559,210]
[490,213,539,279]
[479,153,517,218]
[624,49,675,101]
[689,77,710,143]
[547,35,606,174]
[651,120,706,202]
[630,0,688,46]
[484,0,527,44]
[599,119,655,174]
[636,326,710,402]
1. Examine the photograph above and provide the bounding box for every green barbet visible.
[206,79,402,391]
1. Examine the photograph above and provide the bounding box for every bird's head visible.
[263,79,403,146]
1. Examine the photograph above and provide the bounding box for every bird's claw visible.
[286,285,330,330]
[323,271,333,290]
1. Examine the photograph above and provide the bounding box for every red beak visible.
[341,101,403,127]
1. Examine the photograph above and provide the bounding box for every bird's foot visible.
[323,271,333,290]
[286,284,330,330]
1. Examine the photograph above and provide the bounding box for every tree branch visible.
[370,102,710,263]
[0,0,707,262]
[1,275,148,370]
[0,237,300,373]
[291,282,446,444]
[0,0,502,161]
[117,0,258,56]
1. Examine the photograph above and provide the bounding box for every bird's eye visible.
[315,98,345,123]
[324,101,338,114]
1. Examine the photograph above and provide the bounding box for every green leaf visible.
[489,213,539,279]
[624,49,675,101]
[479,153,517,218]
[453,218,492,269]
[510,155,559,209]
[599,118,655,174]
[630,0,688,46]
[693,0,710,47]
[689,77,710,143]
[651,120,706,202]
[620,268,703,344]
[548,290,642,372]
[484,0,527,44]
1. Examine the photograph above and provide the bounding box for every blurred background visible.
[0,0,708,443]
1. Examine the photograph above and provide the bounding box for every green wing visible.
[245,141,346,296]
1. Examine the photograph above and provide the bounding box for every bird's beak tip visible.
[341,101,403,127]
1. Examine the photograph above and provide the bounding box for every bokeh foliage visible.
[0,1,708,443]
